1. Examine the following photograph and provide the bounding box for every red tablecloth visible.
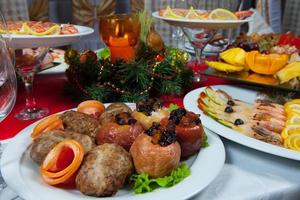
[0,71,228,141]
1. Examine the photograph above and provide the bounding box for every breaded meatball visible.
[99,103,132,125]
[75,144,133,197]
[60,111,100,138]
[30,130,95,164]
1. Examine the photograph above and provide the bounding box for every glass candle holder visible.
[99,14,140,63]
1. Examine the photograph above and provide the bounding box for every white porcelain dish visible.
[184,85,300,161]
[152,11,251,29]
[2,25,94,49]
[1,103,225,200]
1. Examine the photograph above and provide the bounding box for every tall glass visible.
[14,47,49,120]
[99,14,140,63]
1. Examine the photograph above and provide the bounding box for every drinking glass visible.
[0,12,17,190]
[99,14,140,63]
[14,47,49,120]
[0,38,17,122]
[175,0,215,82]
[0,14,17,122]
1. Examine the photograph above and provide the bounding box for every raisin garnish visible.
[234,119,244,125]
[159,130,176,146]
[136,98,162,115]
[145,122,160,136]
[115,112,136,125]
[169,108,187,124]
[227,100,235,106]
[224,106,234,113]
[194,118,202,125]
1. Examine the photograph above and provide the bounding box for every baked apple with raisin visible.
[168,108,205,158]
[130,121,181,178]
[96,112,144,151]
[132,98,170,129]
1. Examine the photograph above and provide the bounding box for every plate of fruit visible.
[204,33,300,92]
[152,6,253,29]
[184,84,300,161]
[1,98,225,200]
[0,21,94,48]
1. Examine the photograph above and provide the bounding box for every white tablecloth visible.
[1,137,300,200]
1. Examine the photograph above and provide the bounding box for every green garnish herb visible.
[168,103,180,111]
[130,163,190,194]
[202,134,209,148]
[97,47,110,60]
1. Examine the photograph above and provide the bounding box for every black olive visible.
[224,106,234,113]
[227,100,235,106]
[234,119,244,126]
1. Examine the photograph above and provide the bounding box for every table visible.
[1,71,300,200]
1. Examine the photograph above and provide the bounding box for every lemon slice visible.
[208,8,237,20]
[287,112,300,125]
[284,133,300,151]
[284,102,300,115]
[185,6,205,19]
[163,6,183,19]
[281,124,300,139]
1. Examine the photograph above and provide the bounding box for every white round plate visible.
[152,11,251,29]
[1,103,225,200]
[2,25,94,49]
[184,85,300,161]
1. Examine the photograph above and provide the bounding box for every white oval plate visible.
[152,11,251,29]
[184,85,300,161]
[2,25,94,49]
[1,103,225,200]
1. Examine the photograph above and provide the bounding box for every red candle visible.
[99,14,140,63]
[108,34,135,63]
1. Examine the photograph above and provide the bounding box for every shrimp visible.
[251,125,283,146]
[255,103,286,116]
[60,24,79,35]
[251,120,284,133]
[254,109,286,122]
[253,112,286,126]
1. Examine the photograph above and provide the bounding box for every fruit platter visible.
[184,85,300,161]
[204,33,300,92]
[152,6,253,29]
[1,98,225,200]
[0,21,94,48]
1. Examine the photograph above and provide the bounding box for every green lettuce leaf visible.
[168,103,180,111]
[131,163,190,194]
[202,134,209,148]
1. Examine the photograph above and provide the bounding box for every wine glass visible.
[14,47,49,120]
[175,1,215,82]
[0,37,17,122]
[0,12,17,190]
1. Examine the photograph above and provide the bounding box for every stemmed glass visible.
[14,47,49,120]
[0,12,17,190]
[175,1,215,82]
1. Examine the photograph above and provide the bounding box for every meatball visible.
[60,111,100,138]
[30,130,95,164]
[99,103,132,125]
[76,144,133,197]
